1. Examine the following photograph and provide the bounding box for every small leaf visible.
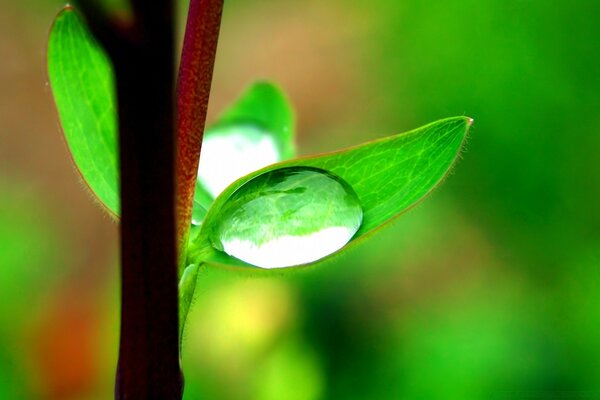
[191,195,208,225]
[179,263,200,342]
[48,7,119,216]
[187,116,472,271]
[215,81,296,160]
[194,81,296,215]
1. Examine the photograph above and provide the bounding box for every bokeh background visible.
[1,0,599,398]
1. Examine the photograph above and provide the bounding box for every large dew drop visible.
[210,167,363,269]
[198,123,280,199]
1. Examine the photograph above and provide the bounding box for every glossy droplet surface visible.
[210,167,363,269]
[198,123,280,199]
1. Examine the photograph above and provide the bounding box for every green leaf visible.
[216,81,296,160]
[187,116,472,271]
[47,7,119,216]
[194,81,296,217]
[179,263,200,342]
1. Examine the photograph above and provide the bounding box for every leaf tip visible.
[467,117,474,127]
[62,3,75,13]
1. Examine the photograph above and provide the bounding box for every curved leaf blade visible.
[188,116,472,271]
[48,7,119,216]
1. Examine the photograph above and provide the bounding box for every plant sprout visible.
[47,2,471,398]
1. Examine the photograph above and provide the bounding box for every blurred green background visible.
[1,0,599,398]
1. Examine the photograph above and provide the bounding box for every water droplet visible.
[198,123,280,199]
[210,167,363,269]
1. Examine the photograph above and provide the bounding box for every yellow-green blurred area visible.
[1,0,599,398]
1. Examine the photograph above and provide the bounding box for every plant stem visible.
[176,0,224,268]
[114,1,182,397]
[79,0,182,398]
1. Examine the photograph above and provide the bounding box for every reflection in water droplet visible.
[210,167,363,269]
[198,123,280,199]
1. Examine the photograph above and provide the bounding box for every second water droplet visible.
[210,166,363,269]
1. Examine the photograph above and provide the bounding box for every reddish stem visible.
[176,0,224,263]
